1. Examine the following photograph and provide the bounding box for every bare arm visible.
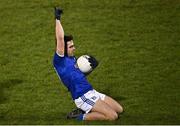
[56,19,64,56]
[54,7,64,56]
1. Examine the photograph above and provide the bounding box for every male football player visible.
[53,7,123,121]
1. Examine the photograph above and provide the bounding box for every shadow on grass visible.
[113,96,127,101]
[0,112,69,125]
[0,79,23,104]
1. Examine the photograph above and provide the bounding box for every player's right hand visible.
[54,7,63,20]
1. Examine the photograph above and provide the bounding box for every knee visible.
[106,111,118,121]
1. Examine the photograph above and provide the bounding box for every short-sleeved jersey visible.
[53,52,93,100]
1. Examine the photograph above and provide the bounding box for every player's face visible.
[67,40,75,56]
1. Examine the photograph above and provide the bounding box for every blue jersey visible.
[53,52,93,100]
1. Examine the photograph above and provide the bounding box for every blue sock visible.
[77,114,84,120]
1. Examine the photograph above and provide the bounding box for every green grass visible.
[0,0,179,124]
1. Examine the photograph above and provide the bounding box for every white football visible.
[77,55,92,73]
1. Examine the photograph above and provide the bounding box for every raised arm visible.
[55,8,64,56]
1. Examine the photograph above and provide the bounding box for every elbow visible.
[56,36,64,42]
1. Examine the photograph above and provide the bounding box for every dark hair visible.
[64,35,73,56]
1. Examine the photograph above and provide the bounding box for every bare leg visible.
[85,99,118,121]
[104,96,123,113]
[84,112,106,120]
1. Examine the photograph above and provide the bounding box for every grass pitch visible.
[0,0,179,124]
